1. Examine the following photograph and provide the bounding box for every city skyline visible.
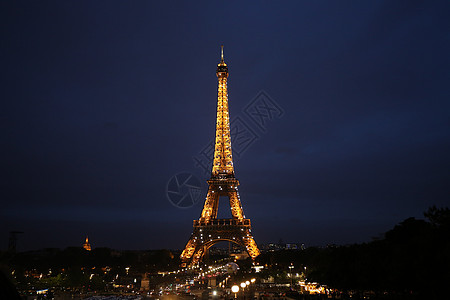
[2,1,450,251]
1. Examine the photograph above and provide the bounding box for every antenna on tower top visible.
[221,45,224,61]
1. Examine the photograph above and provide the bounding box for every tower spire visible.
[221,45,224,61]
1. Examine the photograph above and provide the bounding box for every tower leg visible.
[229,190,244,219]
[243,236,260,259]
[192,245,206,265]
[200,188,219,222]
[180,236,197,261]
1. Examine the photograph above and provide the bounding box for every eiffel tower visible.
[180,46,260,265]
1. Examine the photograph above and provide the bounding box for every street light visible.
[251,278,256,283]
[289,264,294,287]
[231,285,239,299]
[240,282,247,298]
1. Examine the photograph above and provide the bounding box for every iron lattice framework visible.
[180,47,260,265]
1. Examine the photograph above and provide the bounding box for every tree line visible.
[256,206,450,298]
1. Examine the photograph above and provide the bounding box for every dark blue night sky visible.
[1,1,449,251]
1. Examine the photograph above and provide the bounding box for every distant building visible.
[140,273,149,291]
[83,236,91,251]
[285,243,299,250]
[230,252,249,260]
[260,242,305,252]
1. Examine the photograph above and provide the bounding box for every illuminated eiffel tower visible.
[181,46,260,265]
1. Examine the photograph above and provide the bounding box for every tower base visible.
[181,218,260,266]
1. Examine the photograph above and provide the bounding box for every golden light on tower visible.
[180,46,260,265]
[212,44,234,177]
